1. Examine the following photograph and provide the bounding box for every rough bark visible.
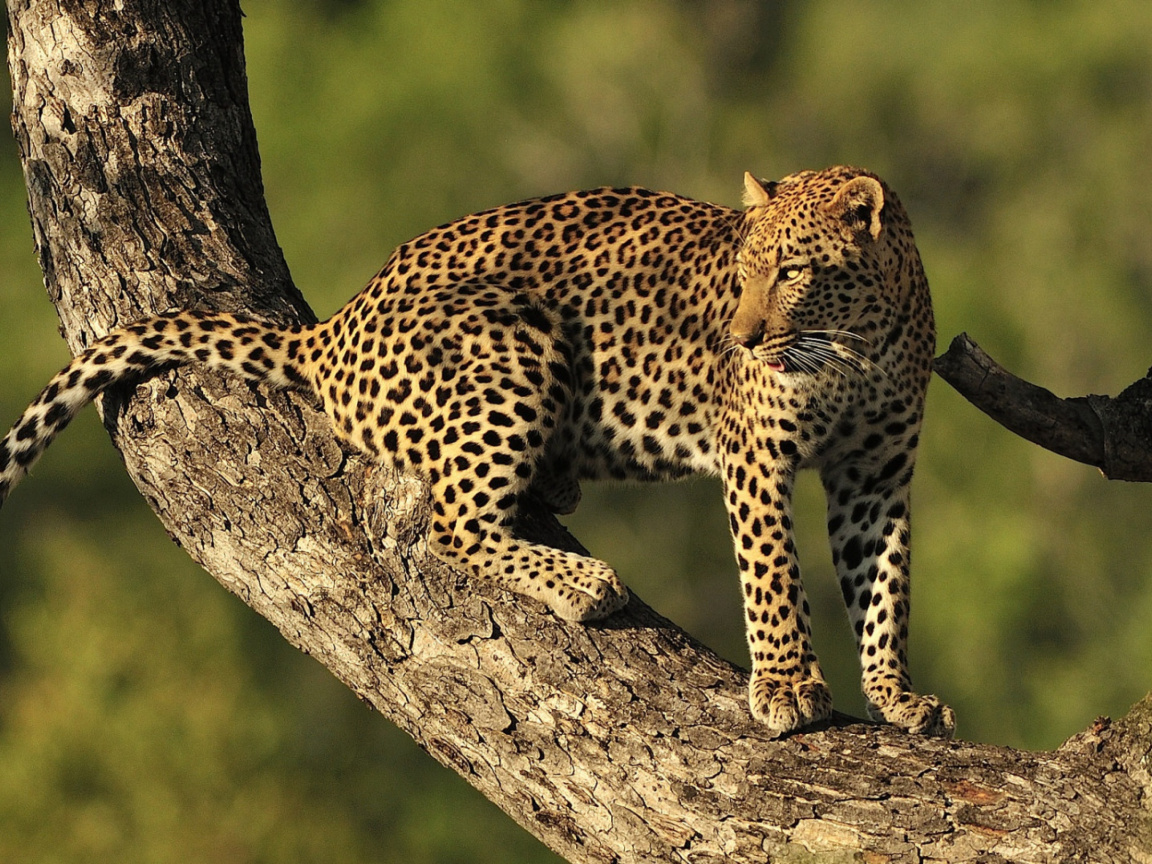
[7,1,1152,861]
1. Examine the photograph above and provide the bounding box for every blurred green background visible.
[3,1,1152,861]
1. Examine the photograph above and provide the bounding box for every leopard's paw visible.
[748,671,833,737]
[867,692,956,739]
[543,557,629,623]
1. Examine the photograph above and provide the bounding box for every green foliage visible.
[3,0,1152,860]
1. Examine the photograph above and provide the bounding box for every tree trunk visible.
[7,1,1152,861]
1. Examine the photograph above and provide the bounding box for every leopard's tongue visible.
[767,361,785,372]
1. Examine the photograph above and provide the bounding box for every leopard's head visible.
[730,166,929,379]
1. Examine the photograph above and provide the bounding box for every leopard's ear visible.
[742,172,773,208]
[827,175,884,241]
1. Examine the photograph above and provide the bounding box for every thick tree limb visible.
[935,333,1152,482]
[8,2,1152,861]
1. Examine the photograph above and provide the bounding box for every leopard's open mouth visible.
[753,331,870,377]
[758,346,821,375]
[747,336,813,374]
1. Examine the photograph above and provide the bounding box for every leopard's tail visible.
[0,310,313,510]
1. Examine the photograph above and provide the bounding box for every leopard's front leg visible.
[822,458,955,738]
[721,443,832,736]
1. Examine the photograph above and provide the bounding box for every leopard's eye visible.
[779,264,806,283]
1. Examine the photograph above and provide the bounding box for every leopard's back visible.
[310,187,748,487]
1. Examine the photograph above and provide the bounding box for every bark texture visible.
[8,1,1152,861]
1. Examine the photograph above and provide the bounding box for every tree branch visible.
[935,333,1152,482]
[8,2,1152,861]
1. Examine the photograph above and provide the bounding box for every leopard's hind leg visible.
[378,287,627,621]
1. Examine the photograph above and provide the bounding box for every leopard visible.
[0,165,955,739]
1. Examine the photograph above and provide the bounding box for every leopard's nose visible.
[731,325,763,350]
